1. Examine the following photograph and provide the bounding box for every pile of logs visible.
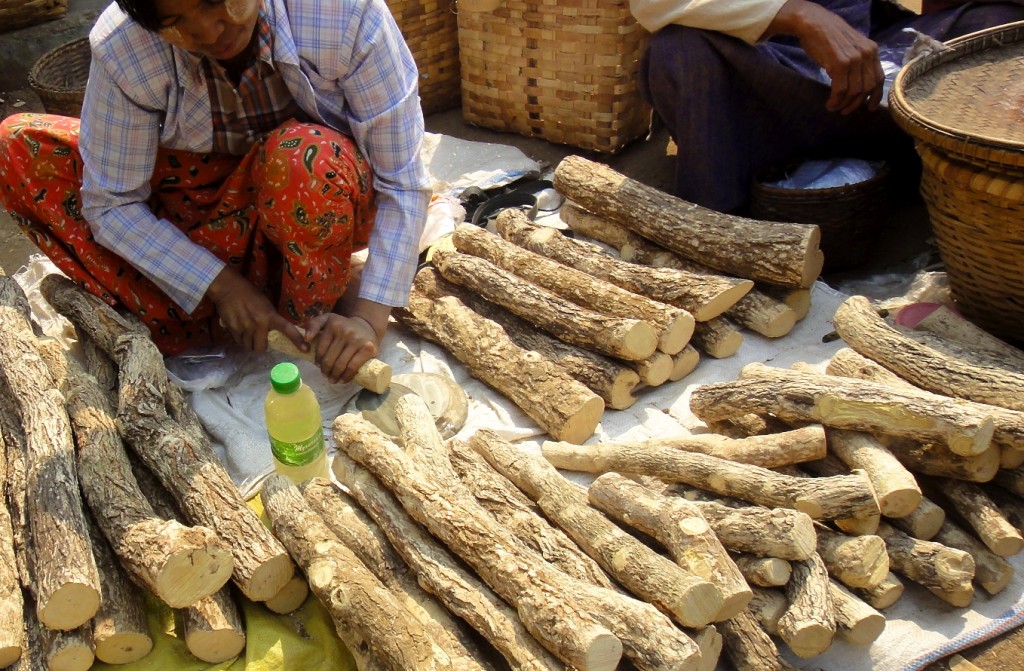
[393,155,824,444]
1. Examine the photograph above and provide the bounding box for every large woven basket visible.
[890,21,1024,342]
[385,0,460,116]
[28,37,90,118]
[457,0,650,153]
[0,0,66,34]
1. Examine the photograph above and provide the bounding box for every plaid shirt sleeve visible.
[79,16,225,315]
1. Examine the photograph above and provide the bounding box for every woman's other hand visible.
[304,299,390,384]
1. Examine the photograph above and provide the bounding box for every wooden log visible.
[690,501,816,561]
[829,581,885,645]
[446,440,615,589]
[87,521,152,664]
[432,247,657,361]
[267,328,391,393]
[302,477,500,669]
[0,416,24,667]
[875,522,975,592]
[0,386,31,592]
[933,520,1015,596]
[719,610,795,671]
[777,554,835,659]
[0,277,100,630]
[949,654,988,671]
[746,587,788,634]
[43,343,233,608]
[182,587,246,664]
[883,437,999,483]
[696,362,998,457]
[629,351,674,387]
[41,623,94,671]
[734,555,792,587]
[40,275,294,603]
[850,571,905,610]
[897,327,1024,379]
[759,285,811,322]
[815,526,889,589]
[395,281,604,443]
[261,474,441,670]
[985,484,1024,535]
[544,424,825,472]
[905,304,1024,371]
[797,456,881,536]
[669,345,701,382]
[331,451,564,671]
[414,268,640,410]
[826,429,921,518]
[993,466,1024,498]
[552,155,823,287]
[339,419,703,671]
[887,496,945,541]
[456,220,693,354]
[691,318,744,359]
[496,211,747,323]
[588,473,751,621]
[725,290,797,339]
[932,478,1024,557]
[264,576,309,615]
[826,347,910,386]
[833,295,1024,412]
[927,584,975,607]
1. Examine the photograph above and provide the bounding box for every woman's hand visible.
[304,299,390,384]
[206,266,304,352]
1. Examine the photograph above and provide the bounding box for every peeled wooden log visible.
[302,477,500,669]
[875,522,975,592]
[887,496,945,541]
[0,276,100,630]
[931,478,1023,557]
[905,304,1024,372]
[446,440,615,589]
[696,362,998,457]
[331,451,564,671]
[815,526,889,589]
[850,571,904,610]
[552,155,824,287]
[264,576,309,615]
[340,419,702,671]
[827,429,921,518]
[41,275,294,602]
[415,268,640,410]
[588,473,751,621]
[545,424,825,473]
[496,211,747,322]
[0,424,24,667]
[933,521,1015,596]
[777,554,835,659]
[883,437,999,483]
[261,474,441,671]
[735,555,792,587]
[42,623,94,671]
[267,328,391,393]
[795,456,881,536]
[432,247,657,361]
[395,282,604,443]
[834,295,1024,412]
[182,588,246,664]
[87,521,152,664]
[725,290,797,339]
[43,344,233,608]
[829,581,885,645]
[692,318,744,359]
[457,220,693,354]
[719,610,795,671]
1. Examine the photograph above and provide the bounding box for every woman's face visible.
[152,0,262,61]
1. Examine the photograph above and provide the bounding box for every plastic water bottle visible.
[265,362,328,484]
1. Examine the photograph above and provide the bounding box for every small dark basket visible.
[751,161,890,272]
[28,37,91,118]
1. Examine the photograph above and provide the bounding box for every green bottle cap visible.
[270,362,301,394]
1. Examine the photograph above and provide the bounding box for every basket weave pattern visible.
[385,0,461,116]
[0,0,66,34]
[457,0,650,153]
[28,37,90,118]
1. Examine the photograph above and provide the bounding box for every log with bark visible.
[887,496,945,541]
[0,386,31,593]
[182,587,246,664]
[719,610,795,671]
[432,247,657,361]
[415,268,640,410]
[725,290,797,339]
[264,576,309,615]
[734,555,792,587]
[875,522,975,593]
[883,437,1000,483]
[814,525,889,589]
[0,276,100,630]
[0,421,24,668]
[829,581,885,645]
[267,328,391,393]
[850,571,905,610]
[777,553,836,658]
[395,277,604,443]
[930,478,1024,557]
[41,622,94,671]
[552,155,824,287]
[932,521,1014,596]
[797,455,881,536]
[904,304,1024,372]
[692,318,744,359]
[87,520,152,664]
[669,345,701,382]
[826,429,921,518]
[455,220,694,354]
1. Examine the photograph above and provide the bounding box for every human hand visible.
[303,310,384,384]
[768,0,885,114]
[206,266,303,353]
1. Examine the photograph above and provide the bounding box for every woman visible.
[0,0,431,384]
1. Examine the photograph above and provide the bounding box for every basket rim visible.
[27,36,91,94]
[752,159,889,196]
[890,21,1024,166]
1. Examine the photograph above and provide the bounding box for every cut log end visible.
[39,584,100,631]
[185,630,247,664]
[158,544,236,608]
[693,281,755,322]
[673,582,726,628]
[244,553,296,602]
[553,395,606,445]
[669,345,701,383]
[660,315,696,355]
[0,647,22,668]
[841,613,886,646]
[355,359,393,395]
[48,647,95,671]
[786,622,834,659]
[95,633,154,665]
[264,575,310,614]
[620,321,660,361]
[580,631,623,671]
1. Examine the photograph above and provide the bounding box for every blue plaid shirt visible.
[80,0,431,314]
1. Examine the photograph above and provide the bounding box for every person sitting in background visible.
[0,0,431,384]
[630,0,1024,214]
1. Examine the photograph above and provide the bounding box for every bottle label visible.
[270,429,326,467]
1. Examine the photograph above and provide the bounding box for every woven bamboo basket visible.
[751,161,890,272]
[28,37,90,118]
[457,0,650,153]
[0,0,66,34]
[890,21,1024,341]
[385,0,460,116]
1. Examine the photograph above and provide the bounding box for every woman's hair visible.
[115,0,163,32]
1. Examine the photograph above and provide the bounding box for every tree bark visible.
[876,522,975,592]
[888,496,945,541]
[850,571,905,610]
[931,478,1023,557]
[827,429,921,518]
[691,318,744,359]
[829,581,885,645]
[725,290,797,339]
[734,555,792,587]
[182,587,246,664]
[777,554,836,659]
[552,155,824,287]
[883,438,1000,483]
[932,521,1014,596]
[797,456,882,536]
[0,419,24,668]
[87,521,152,664]
[907,304,1024,372]
[815,525,890,589]
[719,610,795,671]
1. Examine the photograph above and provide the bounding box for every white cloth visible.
[628,0,788,44]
